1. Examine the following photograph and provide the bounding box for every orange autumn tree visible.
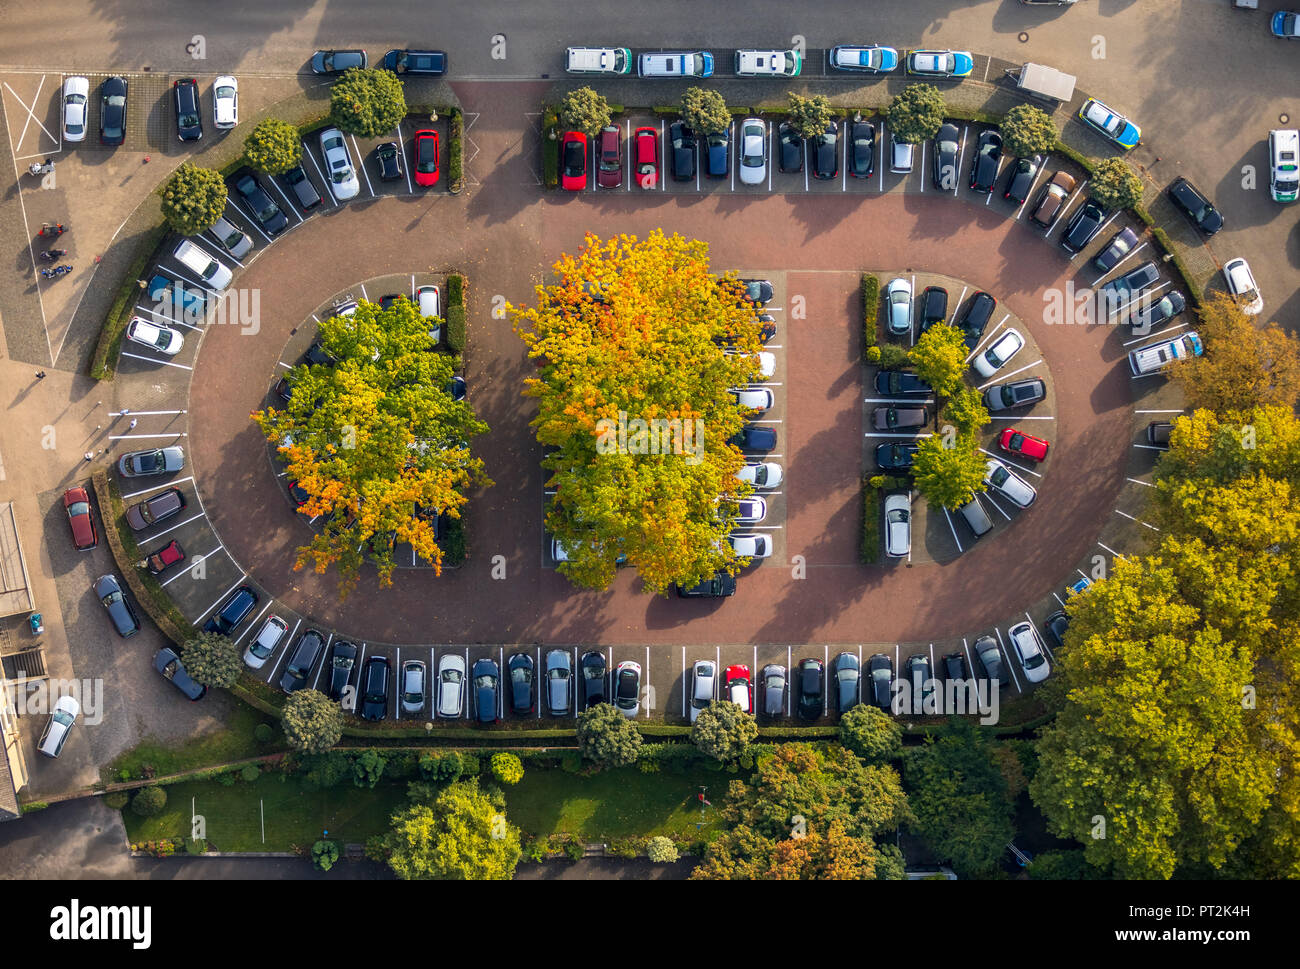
[252,298,490,596]
[512,230,769,594]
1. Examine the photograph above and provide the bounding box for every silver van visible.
[566,47,632,74]
[957,496,993,538]
[637,51,714,78]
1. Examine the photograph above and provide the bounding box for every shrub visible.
[877,344,910,368]
[446,107,464,191]
[457,753,481,777]
[353,749,388,789]
[999,104,1057,160]
[908,323,968,399]
[561,752,583,773]
[312,839,341,872]
[577,703,643,768]
[840,705,904,761]
[542,105,559,189]
[182,631,242,689]
[1089,157,1144,211]
[647,836,679,863]
[861,274,880,357]
[158,163,227,235]
[786,92,834,140]
[691,701,759,762]
[564,840,585,861]
[887,84,946,143]
[490,752,525,785]
[865,346,881,364]
[130,786,167,818]
[103,791,129,810]
[243,118,302,175]
[282,689,343,753]
[217,771,237,787]
[559,87,613,138]
[254,723,275,743]
[329,67,407,137]
[943,387,991,438]
[524,837,549,862]
[439,514,467,565]
[445,273,467,353]
[911,435,988,511]
[301,751,351,790]
[240,765,261,783]
[438,751,464,782]
[861,477,881,564]
[185,838,207,855]
[680,87,729,135]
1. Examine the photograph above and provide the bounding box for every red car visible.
[723,664,753,714]
[146,540,186,575]
[561,131,586,191]
[634,126,658,189]
[63,487,98,551]
[998,428,1050,463]
[596,125,621,188]
[412,128,440,186]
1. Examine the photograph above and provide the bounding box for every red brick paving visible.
[187,82,1130,647]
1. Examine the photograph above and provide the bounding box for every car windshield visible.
[510,667,530,683]
[474,674,495,689]
[990,466,1008,487]
[617,672,637,698]
[332,655,352,669]
[442,670,461,684]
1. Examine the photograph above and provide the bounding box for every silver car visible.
[885,277,913,335]
[319,127,360,200]
[37,695,79,758]
[401,660,426,713]
[690,660,716,723]
[762,664,787,716]
[437,654,466,718]
[243,615,288,670]
[985,458,1037,508]
[739,118,766,185]
[545,649,572,716]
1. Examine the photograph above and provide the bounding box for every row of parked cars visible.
[61,74,237,146]
[564,45,978,80]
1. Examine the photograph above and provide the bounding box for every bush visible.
[647,836,679,863]
[243,118,302,175]
[300,751,352,790]
[312,839,341,872]
[182,631,242,689]
[861,477,881,564]
[999,104,1057,160]
[439,514,467,565]
[861,274,880,356]
[1089,157,1144,211]
[908,323,968,399]
[690,701,759,762]
[217,771,237,787]
[865,346,881,364]
[446,107,464,191]
[887,84,946,144]
[840,705,904,761]
[680,87,730,135]
[240,765,261,783]
[490,752,525,785]
[90,222,170,380]
[524,836,549,862]
[158,163,227,235]
[353,749,388,789]
[282,690,343,753]
[564,840,585,861]
[943,387,991,438]
[786,92,834,140]
[577,703,643,768]
[438,751,464,783]
[103,791,129,810]
[877,344,910,368]
[329,67,407,137]
[254,723,275,743]
[130,786,167,818]
[445,273,467,353]
[559,87,613,138]
[185,838,207,855]
[911,435,988,511]
[542,105,559,189]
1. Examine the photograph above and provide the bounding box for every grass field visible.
[105,706,282,784]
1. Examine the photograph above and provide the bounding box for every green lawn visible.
[123,774,407,852]
[106,706,282,784]
[505,766,732,840]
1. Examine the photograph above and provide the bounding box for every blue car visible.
[906,49,973,78]
[1272,11,1300,39]
[472,658,499,723]
[148,273,205,320]
[829,45,898,73]
[1078,98,1140,150]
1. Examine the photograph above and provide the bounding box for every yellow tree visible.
[252,299,490,596]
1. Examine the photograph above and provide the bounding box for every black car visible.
[1061,198,1106,254]
[381,49,447,75]
[669,122,696,181]
[1127,291,1186,334]
[234,172,288,236]
[1146,421,1173,449]
[675,572,738,598]
[796,658,825,721]
[202,585,258,635]
[875,442,921,471]
[972,635,1003,688]
[739,279,774,305]
[447,375,467,401]
[327,641,358,700]
[99,76,127,146]
[984,377,1047,411]
[304,340,337,368]
[1099,261,1160,306]
[1002,154,1042,204]
[917,286,948,334]
[874,370,932,397]
[280,629,325,694]
[173,78,203,141]
[931,123,959,191]
[360,656,390,721]
[1167,177,1223,235]
[94,574,140,638]
[729,424,776,452]
[954,291,996,350]
[777,122,803,173]
[811,122,838,180]
[154,648,206,701]
[1094,226,1139,273]
[375,142,403,181]
[581,650,607,707]
[705,130,729,178]
[508,652,536,715]
[282,164,323,210]
[472,658,499,723]
[832,652,860,715]
[943,652,968,682]
[868,653,894,710]
[849,120,875,178]
[1043,610,1070,650]
[311,49,368,74]
[969,130,1002,193]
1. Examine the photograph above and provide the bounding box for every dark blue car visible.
[472,658,499,723]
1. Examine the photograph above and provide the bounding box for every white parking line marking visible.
[879,122,886,193]
[953,125,967,197]
[107,432,188,441]
[1097,541,1123,557]
[942,506,963,552]
[1091,242,1148,285]
[990,415,1055,421]
[1115,509,1160,531]
[1015,155,1051,221]
[1122,319,1187,346]
[193,575,248,623]
[978,447,1042,478]
[1127,477,1154,487]
[350,135,375,197]
[1136,409,1184,414]
[919,140,926,193]
[975,359,1042,392]
[984,492,1013,521]
[110,410,185,417]
[1052,592,1067,608]
[267,175,305,224]
[159,546,223,586]
[266,618,302,686]
[121,476,194,500]
[1030,612,1056,662]
[967,315,1009,362]
[134,511,206,542]
[994,627,1022,694]
[117,351,194,371]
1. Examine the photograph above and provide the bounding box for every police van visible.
[1128,331,1202,376]
[734,49,802,77]
[637,51,714,78]
[1269,129,1299,203]
[566,47,632,75]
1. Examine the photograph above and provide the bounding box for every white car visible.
[614,660,642,718]
[734,49,800,77]
[733,496,768,524]
[173,239,233,291]
[208,216,252,259]
[1008,621,1050,683]
[1223,258,1262,315]
[437,653,466,718]
[885,276,913,334]
[551,537,571,562]
[417,284,441,342]
[37,695,79,758]
[883,493,911,558]
[213,75,238,129]
[739,118,767,185]
[726,350,776,380]
[829,45,899,74]
[126,317,184,355]
[730,534,773,559]
[319,127,360,200]
[690,660,716,723]
[401,660,426,713]
[730,387,774,411]
[973,328,1025,378]
[736,461,782,489]
[62,76,89,143]
[243,615,288,670]
[985,458,1037,508]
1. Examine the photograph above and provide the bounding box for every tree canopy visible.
[999,103,1057,159]
[559,87,613,138]
[680,88,729,136]
[785,92,834,140]
[243,118,303,175]
[691,700,759,762]
[383,780,521,880]
[576,703,643,768]
[329,67,407,137]
[1088,157,1143,210]
[158,163,227,235]
[887,84,946,143]
[181,632,241,688]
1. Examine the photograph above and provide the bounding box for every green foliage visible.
[312,839,341,872]
[446,107,464,191]
[182,631,242,689]
[680,87,730,135]
[542,105,559,189]
[353,749,387,789]
[158,163,227,235]
[786,92,834,140]
[281,690,343,754]
[877,343,910,368]
[523,836,549,862]
[243,118,303,175]
[254,723,275,743]
[559,87,613,138]
[861,274,880,356]
[1171,294,1300,414]
[1088,157,1144,211]
[445,273,466,353]
[911,435,987,511]
[691,701,759,762]
[383,780,521,880]
[329,67,407,137]
[646,835,679,863]
[490,752,524,785]
[999,103,1057,159]
[908,323,967,399]
[874,842,907,880]
[861,476,881,564]
[185,838,207,855]
[887,84,946,143]
[91,223,171,380]
[459,753,481,777]
[240,765,261,783]
[943,388,991,438]
[577,703,643,768]
[130,785,167,818]
[560,752,583,773]
[300,751,351,790]
[103,791,129,811]
[1028,849,1106,880]
[839,705,903,762]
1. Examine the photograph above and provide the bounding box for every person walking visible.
[34,370,45,379]
[128,419,138,430]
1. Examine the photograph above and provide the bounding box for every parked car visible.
[777,122,803,173]
[566,47,632,74]
[885,276,913,336]
[637,51,714,78]
[954,291,996,350]
[729,534,772,559]
[94,574,139,638]
[917,285,948,334]
[1099,261,1161,310]
[99,76,128,145]
[1030,170,1076,227]
[381,49,447,74]
[849,120,875,178]
[969,130,1002,193]
[416,284,442,342]
[690,660,716,723]
[560,130,586,190]
[973,635,1004,688]
[203,585,259,635]
[736,461,783,489]
[731,496,768,525]
[830,45,899,73]
[832,653,860,714]
[875,370,932,397]
[943,651,968,683]
[811,122,838,180]
[146,540,185,575]
[890,134,915,174]
[705,129,730,178]
[1223,257,1263,314]
[998,428,1050,462]
[172,78,202,141]
[1269,128,1299,202]
[1167,177,1223,235]
[633,126,658,188]
[597,125,622,188]
[1094,226,1139,272]
[729,423,776,452]
[676,572,738,597]
[275,630,325,695]
[1127,291,1186,334]
[1077,97,1140,149]
[1008,621,1051,682]
[734,49,801,76]
[1061,198,1106,253]
[868,653,894,710]
[739,118,767,185]
[213,75,238,129]
[1128,332,1203,376]
[546,649,572,716]
[614,661,641,718]
[118,446,184,478]
[234,172,288,236]
[319,127,359,199]
[581,650,607,708]
[984,377,1047,412]
[738,279,774,305]
[1146,421,1173,449]
[973,328,1025,378]
[1044,610,1070,650]
[61,75,89,143]
[669,121,696,180]
[724,664,753,714]
[243,615,288,670]
[208,216,252,260]
[1002,154,1042,204]
[796,658,825,720]
[63,486,98,550]
[762,664,787,716]
[375,141,402,181]
[155,648,206,701]
[872,405,928,431]
[472,658,500,723]
[875,442,920,471]
[37,695,79,757]
[125,487,186,530]
[437,654,466,718]
[931,122,959,191]
[358,656,390,721]
[506,652,535,715]
[311,49,367,74]
[906,654,935,711]
[906,49,974,77]
[282,164,322,210]
[985,458,1037,508]
[1273,10,1300,38]
[884,493,911,557]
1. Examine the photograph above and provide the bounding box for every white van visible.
[1128,331,1202,376]
[638,51,714,78]
[734,49,801,77]
[1269,129,1299,202]
[566,47,632,75]
[173,239,233,291]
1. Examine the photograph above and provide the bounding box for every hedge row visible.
[446,106,464,191]
[861,273,880,359]
[542,105,559,188]
[861,476,881,564]
[445,272,466,353]
[89,223,172,381]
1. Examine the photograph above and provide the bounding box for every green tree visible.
[130,785,167,817]
[943,387,991,438]
[329,67,407,137]
[576,703,643,768]
[908,323,967,399]
[158,163,227,235]
[785,92,834,140]
[1088,157,1143,210]
[559,86,613,138]
[181,631,241,688]
[311,839,340,871]
[680,87,729,135]
[839,704,903,762]
[911,435,987,510]
[1027,849,1106,880]
[243,118,303,175]
[647,836,679,863]
[490,752,524,785]
[353,749,387,789]
[282,690,343,754]
[886,84,946,143]
[691,701,759,762]
[383,780,521,880]
[998,103,1057,159]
